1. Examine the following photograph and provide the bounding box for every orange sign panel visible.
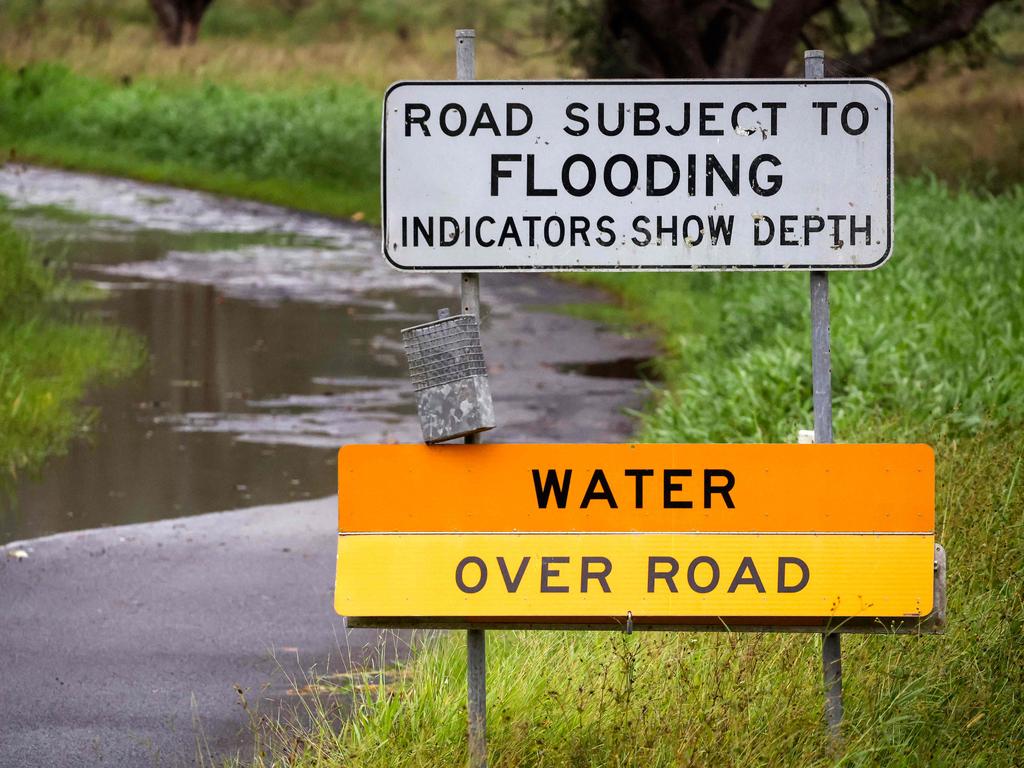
[335,444,935,625]
[338,444,934,533]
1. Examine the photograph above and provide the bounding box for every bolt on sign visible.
[335,444,936,629]
[382,81,892,271]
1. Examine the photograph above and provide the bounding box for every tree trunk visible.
[149,0,183,45]
[149,0,213,46]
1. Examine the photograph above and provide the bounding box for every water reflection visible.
[0,167,442,542]
[0,166,649,544]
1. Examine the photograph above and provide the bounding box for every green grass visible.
[3,46,1022,767]
[237,179,1024,766]
[3,57,1023,230]
[576,178,1024,443]
[240,439,1023,767]
[0,216,143,483]
[252,426,1022,768]
[0,63,381,221]
[0,6,1021,761]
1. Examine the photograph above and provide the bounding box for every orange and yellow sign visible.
[334,444,935,624]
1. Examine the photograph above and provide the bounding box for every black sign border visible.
[381,79,893,272]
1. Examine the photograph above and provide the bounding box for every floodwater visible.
[0,166,651,544]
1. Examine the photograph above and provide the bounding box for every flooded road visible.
[0,165,656,768]
[0,165,653,543]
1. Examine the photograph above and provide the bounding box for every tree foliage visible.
[559,0,1011,79]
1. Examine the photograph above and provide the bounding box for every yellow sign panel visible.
[335,533,934,619]
[334,443,936,624]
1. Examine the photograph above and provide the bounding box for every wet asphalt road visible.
[0,167,654,767]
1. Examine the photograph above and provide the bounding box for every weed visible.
[0,217,143,484]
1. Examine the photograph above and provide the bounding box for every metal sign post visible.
[804,48,843,742]
[456,27,488,768]
[335,32,948,763]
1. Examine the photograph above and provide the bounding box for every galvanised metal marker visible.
[343,31,946,766]
[804,48,843,742]
[456,29,486,768]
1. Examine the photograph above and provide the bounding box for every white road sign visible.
[382,80,892,271]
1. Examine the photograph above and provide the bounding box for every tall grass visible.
[896,64,1024,194]
[0,0,553,47]
[0,64,382,220]
[578,178,1024,443]
[0,23,568,92]
[237,181,1024,766]
[1,10,1020,757]
[242,438,1023,767]
[3,28,1023,221]
[0,217,142,482]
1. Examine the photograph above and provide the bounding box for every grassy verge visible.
[579,178,1024,442]
[0,215,143,484]
[1,54,1022,225]
[0,64,381,222]
[253,431,1021,767]
[1,14,1020,758]
[0,25,566,93]
[237,182,1023,766]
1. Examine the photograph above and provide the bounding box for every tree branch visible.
[628,0,716,76]
[748,0,840,76]
[838,0,1001,75]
